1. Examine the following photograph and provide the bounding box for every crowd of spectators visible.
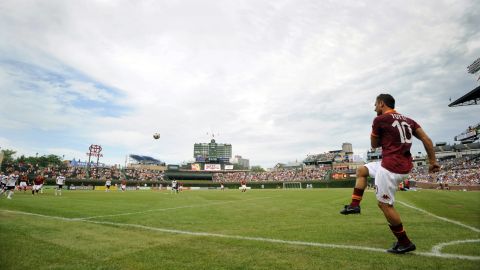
[213,167,329,183]
[6,153,478,186]
[410,154,479,186]
[124,168,164,181]
[4,162,164,182]
[304,152,336,163]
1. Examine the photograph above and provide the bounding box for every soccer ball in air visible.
[153,133,160,140]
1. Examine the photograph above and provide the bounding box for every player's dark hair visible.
[376,94,395,109]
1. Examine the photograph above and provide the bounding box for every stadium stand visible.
[213,167,329,183]
[410,154,479,187]
[128,154,166,166]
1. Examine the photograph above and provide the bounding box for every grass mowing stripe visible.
[3,209,479,261]
[397,201,480,233]
[77,195,277,220]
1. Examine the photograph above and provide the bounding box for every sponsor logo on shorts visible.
[382,194,390,200]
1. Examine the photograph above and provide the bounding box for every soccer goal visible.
[283,182,302,189]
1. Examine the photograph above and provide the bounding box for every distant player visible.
[179,182,183,192]
[32,173,45,195]
[5,170,19,199]
[55,173,66,196]
[0,171,8,196]
[18,173,28,193]
[121,179,127,192]
[240,180,247,192]
[220,182,225,191]
[171,180,178,194]
[340,94,439,254]
[105,179,112,192]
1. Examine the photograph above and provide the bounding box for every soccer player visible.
[121,179,127,192]
[105,178,112,192]
[18,173,28,193]
[220,182,225,191]
[240,180,247,192]
[0,171,8,196]
[340,94,440,254]
[171,180,178,194]
[5,170,19,199]
[32,173,45,195]
[55,173,66,196]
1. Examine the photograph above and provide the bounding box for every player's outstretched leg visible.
[378,202,416,254]
[340,166,368,215]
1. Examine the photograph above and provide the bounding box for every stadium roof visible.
[467,57,480,74]
[448,85,480,107]
[129,154,163,164]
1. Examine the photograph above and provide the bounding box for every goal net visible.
[283,182,302,189]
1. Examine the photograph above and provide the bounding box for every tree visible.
[1,149,16,171]
[1,149,16,164]
[233,163,248,170]
[34,154,63,168]
[250,165,265,172]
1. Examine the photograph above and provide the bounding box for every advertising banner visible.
[224,165,234,170]
[204,164,221,171]
[191,163,201,171]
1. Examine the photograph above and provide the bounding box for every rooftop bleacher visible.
[129,154,165,165]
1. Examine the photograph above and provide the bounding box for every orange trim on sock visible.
[352,195,363,200]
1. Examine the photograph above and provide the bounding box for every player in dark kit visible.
[340,94,440,254]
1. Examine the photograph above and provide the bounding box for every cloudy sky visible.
[0,0,479,168]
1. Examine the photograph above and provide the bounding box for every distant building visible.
[273,161,302,171]
[194,139,232,164]
[231,155,249,169]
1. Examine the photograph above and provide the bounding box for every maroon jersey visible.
[34,175,45,185]
[371,110,420,174]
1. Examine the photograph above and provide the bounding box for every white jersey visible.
[0,174,7,184]
[106,180,112,186]
[56,176,66,185]
[7,174,18,186]
[172,181,177,188]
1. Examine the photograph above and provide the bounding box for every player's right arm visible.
[413,127,440,173]
[370,116,381,148]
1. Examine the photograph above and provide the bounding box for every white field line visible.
[75,196,276,220]
[2,209,479,261]
[432,239,480,254]
[396,201,480,233]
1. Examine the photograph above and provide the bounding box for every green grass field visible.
[0,188,479,270]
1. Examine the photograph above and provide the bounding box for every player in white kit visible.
[0,172,8,196]
[105,179,112,192]
[55,173,66,196]
[5,170,19,199]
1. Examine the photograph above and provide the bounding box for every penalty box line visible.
[75,196,278,220]
[1,209,479,261]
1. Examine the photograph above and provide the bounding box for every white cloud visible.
[0,0,479,167]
